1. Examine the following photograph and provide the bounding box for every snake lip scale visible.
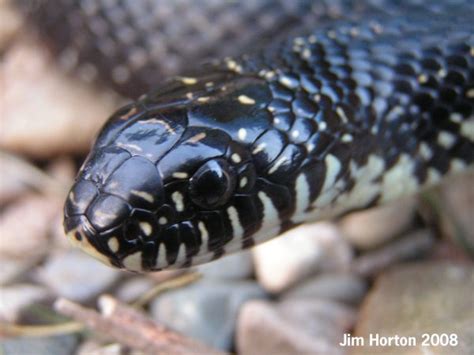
[63,2,474,272]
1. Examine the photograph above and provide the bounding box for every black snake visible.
[26,0,473,272]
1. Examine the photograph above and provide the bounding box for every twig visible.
[0,322,84,338]
[352,229,435,277]
[132,272,201,308]
[55,296,227,355]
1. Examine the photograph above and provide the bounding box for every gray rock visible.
[353,262,474,355]
[0,257,34,285]
[36,250,121,302]
[339,196,416,250]
[0,195,59,259]
[0,283,51,322]
[115,277,155,303]
[150,280,267,350]
[237,298,357,355]
[194,251,253,280]
[283,272,368,305]
[0,335,78,355]
[253,222,352,293]
[435,172,474,257]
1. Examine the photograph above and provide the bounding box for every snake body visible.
[62,1,474,271]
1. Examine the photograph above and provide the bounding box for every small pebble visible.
[36,250,121,302]
[253,222,352,293]
[151,280,267,350]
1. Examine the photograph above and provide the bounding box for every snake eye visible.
[189,159,236,209]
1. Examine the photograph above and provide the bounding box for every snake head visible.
[63,99,259,272]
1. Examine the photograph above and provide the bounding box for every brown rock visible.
[0,32,121,158]
[353,262,474,354]
[0,194,60,259]
[237,299,357,355]
[253,222,352,293]
[339,197,417,250]
[436,172,474,257]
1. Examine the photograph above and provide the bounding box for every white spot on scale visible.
[171,191,184,212]
[437,69,447,78]
[122,252,143,272]
[460,119,474,141]
[336,106,349,123]
[341,134,353,143]
[231,153,242,163]
[179,76,197,85]
[466,89,474,98]
[188,132,207,144]
[238,128,247,141]
[268,157,287,174]
[252,143,266,154]
[318,121,327,131]
[291,130,300,139]
[273,117,281,125]
[139,222,152,236]
[239,176,248,189]
[264,71,275,80]
[302,48,311,60]
[117,142,143,152]
[107,237,119,253]
[437,131,457,149]
[131,190,154,203]
[227,206,244,238]
[238,95,256,105]
[279,76,298,89]
[418,142,433,160]
[450,113,463,123]
[426,168,442,184]
[197,97,210,103]
[158,216,168,225]
[449,159,466,173]
[172,172,189,179]
[418,74,428,84]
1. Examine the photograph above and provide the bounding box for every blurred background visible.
[0,0,473,354]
